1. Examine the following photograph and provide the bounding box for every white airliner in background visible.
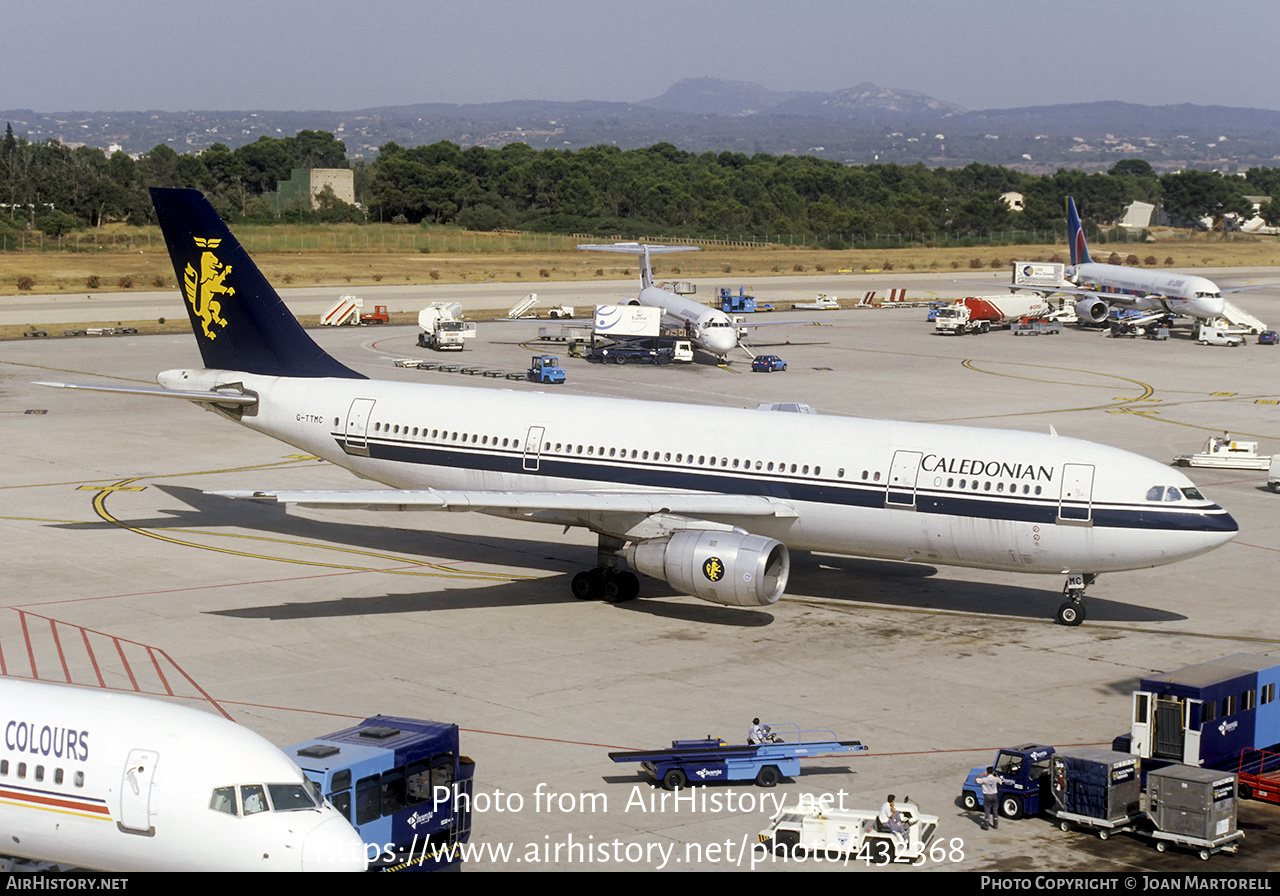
[41,189,1238,626]
[0,677,365,872]
[578,242,743,357]
[1013,197,1241,325]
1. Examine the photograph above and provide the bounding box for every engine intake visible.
[1075,297,1110,324]
[626,530,790,607]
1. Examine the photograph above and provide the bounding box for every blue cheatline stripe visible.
[335,435,1236,534]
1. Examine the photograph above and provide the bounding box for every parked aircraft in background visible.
[578,242,743,357]
[0,677,365,872]
[40,189,1238,625]
[1013,197,1238,325]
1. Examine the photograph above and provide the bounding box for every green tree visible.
[1160,170,1251,227]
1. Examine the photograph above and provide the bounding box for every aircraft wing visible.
[736,319,824,328]
[1221,281,1280,294]
[36,381,258,407]
[211,488,798,518]
[953,280,1098,298]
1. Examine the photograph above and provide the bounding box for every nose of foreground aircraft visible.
[301,815,369,871]
[1185,501,1238,559]
[707,327,739,356]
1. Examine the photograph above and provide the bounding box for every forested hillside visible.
[3,124,1279,247]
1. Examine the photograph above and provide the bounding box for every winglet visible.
[151,188,364,379]
[1066,196,1092,267]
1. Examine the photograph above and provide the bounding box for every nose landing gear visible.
[1056,573,1095,625]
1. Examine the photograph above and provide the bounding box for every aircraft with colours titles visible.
[1013,196,1246,325]
[41,189,1238,626]
[0,677,366,872]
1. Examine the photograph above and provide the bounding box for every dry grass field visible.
[1,224,1276,300]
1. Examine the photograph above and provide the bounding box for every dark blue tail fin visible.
[1066,196,1092,266]
[151,188,364,379]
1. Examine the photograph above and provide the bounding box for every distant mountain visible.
[639,78,822,116]
[781,82,967,120]
[6,79,1280,172]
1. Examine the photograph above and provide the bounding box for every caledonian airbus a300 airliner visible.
[41,189,1238,625]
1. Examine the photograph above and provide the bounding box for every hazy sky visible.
[5,0,1278,113]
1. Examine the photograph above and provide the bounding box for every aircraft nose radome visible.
[1213,507,1239,537]
[300,816,368,872]
[710,331,738,354]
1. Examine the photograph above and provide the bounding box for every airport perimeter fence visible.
[0,224,1228,255]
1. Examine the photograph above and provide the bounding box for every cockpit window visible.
[210,786,237,815]
[269,783,319,811]
[1148,485,1202,502]
[242,784,268,815]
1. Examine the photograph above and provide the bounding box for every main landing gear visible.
[571,567,640,603]
[1056,573,1095,626]
[570,534,640,603]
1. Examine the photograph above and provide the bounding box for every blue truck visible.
[960,743,1056,819]
[286,716,475,871]
[1117,652,1280,803]
[610,723,866,789]
[718,286,772,313]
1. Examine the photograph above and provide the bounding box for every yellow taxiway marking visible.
[87,475,528,582]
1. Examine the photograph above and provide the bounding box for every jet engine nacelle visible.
[1075,297,1110,324]
[625,530,790,607]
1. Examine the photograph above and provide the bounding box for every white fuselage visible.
[1071,263,1226,321]
[0,679,365,872]
[161,368,1237,578]
[635,285,740,356]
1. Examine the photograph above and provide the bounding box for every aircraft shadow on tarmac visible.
[209,576,777,627]
[57,484,585,571]
[61,486,1183,625]
[786,553,1187,624]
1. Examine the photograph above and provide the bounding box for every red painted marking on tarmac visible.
[4,608,234,720]
[114,637,139,691]
[50,617,71,683]
[148,646,174,696]
[83,628,105,687]
[20,611,36,679]
[1232,541,1280,553]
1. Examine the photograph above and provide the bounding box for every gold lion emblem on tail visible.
[183,237,232,339]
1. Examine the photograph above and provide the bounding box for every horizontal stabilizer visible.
[36,381,258,407]
[577,243,700,255]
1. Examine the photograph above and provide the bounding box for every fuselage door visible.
[118,749,159,836]
[885,450,923,508]
[1058,463,1094,523]
[523,425,545,472]
[344,398,376,456]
